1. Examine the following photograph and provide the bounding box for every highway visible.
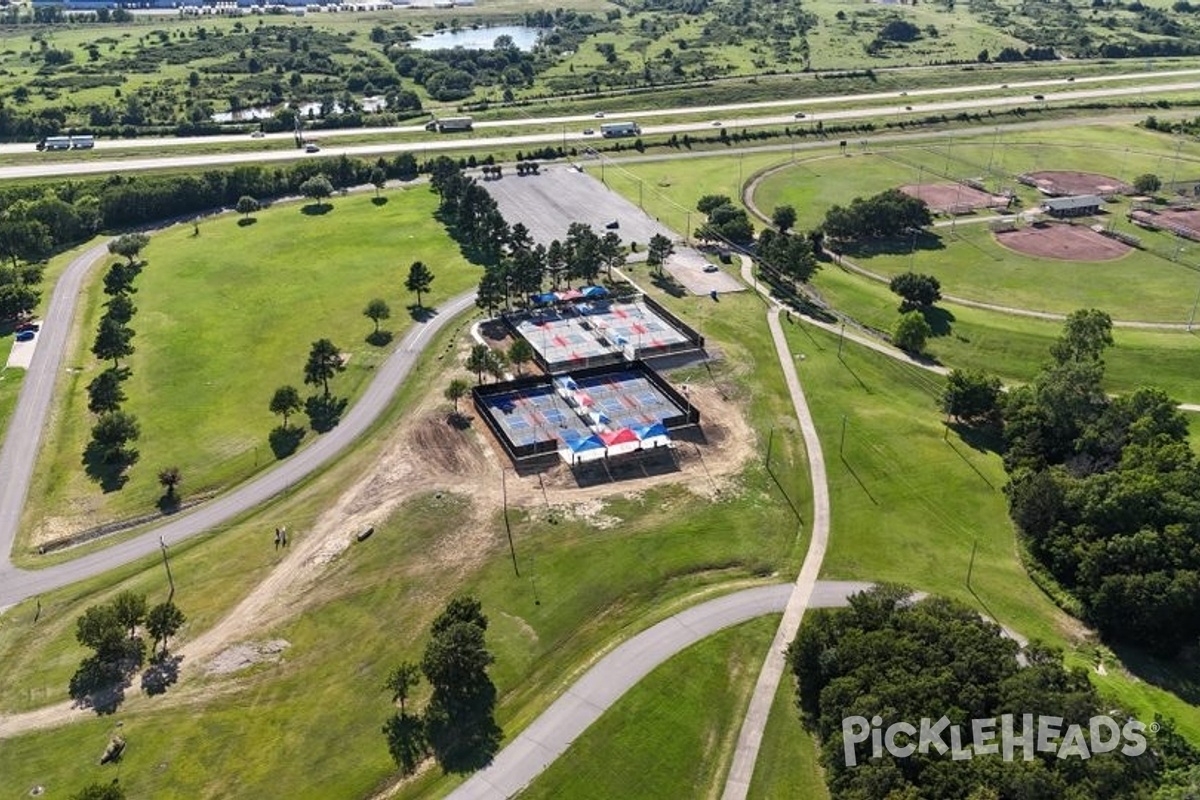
[1,75,1198,180]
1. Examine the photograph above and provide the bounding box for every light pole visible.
[1188,279,1200,331]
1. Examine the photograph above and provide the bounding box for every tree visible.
[942,369,1002,424]
[1050,308,1113,364]
[87,369,127,415]
[406,261,434,308]
[444,377,471,412]
[508,339,534,376]
[76,603,126,661]
[697,194,733,214]
[0,216,51,271]
[370,165,387,197]
[385,661,422,714]
[102,262,140,297]
[771,205,797,233]
[475,268,506,316]
[107,233,149,266]
[299,174,334,207]
[1133,173,1162,194]
[90,411,140,464]
[146,601,186,657]
[157,466,182,498]
[646,233,674,276]
[889,271,942,309]
[269,385,302,428]
[303,339,344,398]
[235,195,260,219]
[92,316,135,368]
[893,310,932,353]
[486,349,509,382]
[465,344,492,385]
[600,231,624,281]
[364,298,391,333]
[111,590,148,641]
[104,293,136,325]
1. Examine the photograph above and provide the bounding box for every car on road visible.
[712,120,723,126]
[905,106,913,110]
[251,131,265,138]
[15,330,35,342]
[605,220,620,230]
[1033,94,1045,100]
[899,91,908,96]
[794,112,806,119]
[305,143,320,153]
[583,128,595,135]
[703,264,720,273]
[1067,76,1075,81]
[594,111,606,118]
[1000,84,1009,88]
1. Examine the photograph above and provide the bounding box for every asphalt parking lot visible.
[479,165,744,295]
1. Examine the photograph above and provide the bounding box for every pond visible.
[408,24,541,52]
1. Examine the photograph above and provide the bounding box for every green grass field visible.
[0,268,820,797]
[522,616,780,800]
[792,321,1200,742]
[0,364,22,444]
[18,187,481,550]
[748,673,830,800]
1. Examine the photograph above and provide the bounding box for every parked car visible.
[16,330,35,342]
[15,321,38,333]
[703,264,720,273]
[605,220,620,230]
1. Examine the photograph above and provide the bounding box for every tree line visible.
[996,310,1200,656]
[791,585,1199,798]
[83,235,148,490]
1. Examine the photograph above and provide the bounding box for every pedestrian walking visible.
[280,526,289,548]
[274,527,281,550]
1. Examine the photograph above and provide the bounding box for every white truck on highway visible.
[425,116,474,133]
[36,135,95,151]
[600,121,640,138]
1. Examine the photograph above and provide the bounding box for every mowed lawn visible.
[20,188,480,545]
[0,364,22,444]
[793,322,1200,742]
[811,265,1200,402]
[522,616,782,800]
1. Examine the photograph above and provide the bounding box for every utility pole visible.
[838,320,846,360]
[966,539,978,589]
[839,415,848,455]
[160,537,175,603]
[502,469,519,577]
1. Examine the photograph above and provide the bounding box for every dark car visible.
[16,330,35,342]
[15,321,38,333]
[605,220,620,230]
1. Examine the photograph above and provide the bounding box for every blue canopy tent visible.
[581,286,610,298]
[561,433,608,464]
[531,292,558,306]
[633,421,671,449]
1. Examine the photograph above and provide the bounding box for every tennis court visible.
[569,371,685,431]
[481,385,593,449]
[513,299,693,371]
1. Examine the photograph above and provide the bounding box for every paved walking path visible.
[446,580,875,799]
[719,260,834,800]
[0,225,478,608]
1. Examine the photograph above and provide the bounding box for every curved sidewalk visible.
[446,580,874,799]
[0,229,477,608]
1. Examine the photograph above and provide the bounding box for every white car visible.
[250,131,265,138]
[703,264,720,273]
[305,143,320,153]
[594,111,606,118]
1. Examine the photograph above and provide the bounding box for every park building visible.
[1041,195,1103,218]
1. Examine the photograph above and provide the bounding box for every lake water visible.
[408,25,540,52]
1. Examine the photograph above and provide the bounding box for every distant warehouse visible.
[600,121,640,138]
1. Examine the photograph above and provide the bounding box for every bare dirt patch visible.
[898,182,1007,213]
[206,640,291,676]
[995,223,1131,262]
[1024,170,1131,196]
[1129,206,1200,241]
